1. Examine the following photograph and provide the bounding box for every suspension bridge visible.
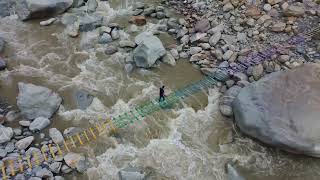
[0,26,318,179]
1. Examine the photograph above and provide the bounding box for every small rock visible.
[66,22,80,38]
[15,136,34,150]
[263,4,272,11]
[257,15,271,24]
[35,167,53,178]
[189,47,202,55]
[111,29,120,40]
[271,22,286,32]
[180,35,190,44]
[162,52,176,66]
[252,64,264,80]
[104,46,118,55]
[223,50,234,61]
[284,5,305,17]
[64,152,87,173]
[119,167,145,180]
[40,18,56,26]
[180,52,189,59]
[61,165,72,173]
[99,26,112,35]
[5,111,20,122]
[190,33,207,43]
[267,0,282,5]
[63,127,82,136]
[170,49,179,60]
[209,32,221,46]
[5,142,14,153]
[98,33,113,44]
[49,128,64,144]
[246,5,261,17]
[19,120,31,127]
[0,149,7,158]
[13,128,22,136]
[49,162,62,174]
[0,125,13,143]
[278,55,290,63]
[87,0,98,13]
[223,3,234,12]
[131,16,146,26]
[194,19,210,33]
[29,117,51,131]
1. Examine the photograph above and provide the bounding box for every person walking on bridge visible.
[159,86,166,102]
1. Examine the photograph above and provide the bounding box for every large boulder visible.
[15,0,73,20]
[233,64,320,157]
[133,33,166,68]
[17,83,62,120]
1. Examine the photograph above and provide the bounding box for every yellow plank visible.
[1,165,7,180]
[63,140,70,152]
[48,144,56,160]
[33,152,40,166]
[56,143,63,155]
[69,136,77,148]
[9,160,15,176]
[95,124,101,133]
[106,119,117,132]
[41,146,48,162]
[83,131,90,142]
[89,127,97,140]
[26,155,32,169]
[76,133,84,145]
[18,155,24,173]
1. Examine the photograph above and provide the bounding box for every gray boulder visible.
[15,136,34,150]
[233,64,320,157]
[0,0,14,17]
[29,117,51,131]
[16,0,73,20]
[17,83,62,120]
[0,125,13,143]
[133,33,166,68]
[49,128,64,144]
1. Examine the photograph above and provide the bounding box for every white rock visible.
[15,136,34,150]
[162,52,176,66]
[49,128,64,144]
[0,125,13,143]
[263,4,272,11]
[19,120,31,127]
[40,18,56,26]
[64,152,87,173]
[29,117,51,131]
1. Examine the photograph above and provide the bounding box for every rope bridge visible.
[0,26,318,179]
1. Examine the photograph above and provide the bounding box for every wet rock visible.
[78,14,102,32]
[49,128,64,144]
[131,16,146,26]
[104,45,118,55]
[49,162,62,174]
[119,40,136,48]
[17,83,62,120]
[223,3,234,12]
[133,33,166,68]
[74,90,93,110]
[87,0,97,13]
[64,152,87,173]
[119,167,145,180]
[5,110,20,122]
[63,127,82,136]
[0,37,5,53]
[15,136,34,150]
[162,52,176,66]
[220,86,242,116]
[80,30,99,49]
[19,120,30,127]
[124,64,134,74]
[98,33,113,44]
[233,64,320,157]
[284,4,305,17]
[0,58,6,71]
[61,165,72,173]
[35,167,53,178]
[16,0,73,20]
[111,28,120,40]
[195,19,210,33]
[29,117,51,131]
[227,164,246,180]
[40,18,56,26]
[0,125,13,143]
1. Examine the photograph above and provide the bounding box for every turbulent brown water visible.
[1,0,320,180]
